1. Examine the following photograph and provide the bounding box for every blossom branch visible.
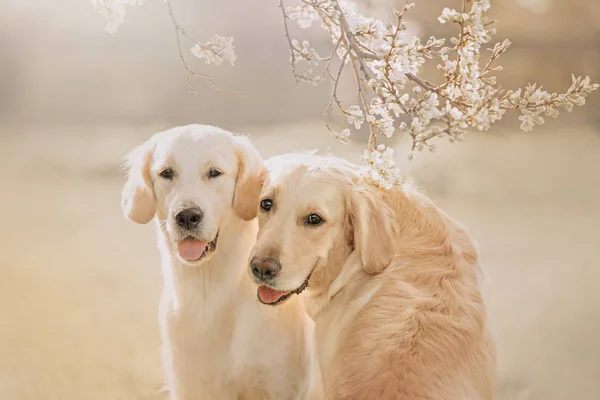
[165,0,241,96]
[94,0,239,94]
[333,0,439,91]
[280,0,598,188]
[93,0,599,190]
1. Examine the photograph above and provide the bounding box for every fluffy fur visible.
[250,153,496,400]
[121,125,315,400]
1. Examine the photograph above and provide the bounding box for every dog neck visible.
[155,214,257,313]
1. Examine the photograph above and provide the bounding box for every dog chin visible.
[176,252,212,266]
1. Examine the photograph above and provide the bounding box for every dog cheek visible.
[313,229,337,260]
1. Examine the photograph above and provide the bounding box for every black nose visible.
[250,256,282,281]
[175,208,203,230]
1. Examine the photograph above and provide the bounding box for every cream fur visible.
[251,153,496,400]
[121,125,315,400]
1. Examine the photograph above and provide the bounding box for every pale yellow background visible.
[0,1,599,399]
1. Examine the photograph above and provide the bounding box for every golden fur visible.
[250,153,496,400]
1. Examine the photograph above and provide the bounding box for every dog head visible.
[249,153,399,305]
[121,124,264,266]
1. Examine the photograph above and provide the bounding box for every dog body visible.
[122,125,313,400]
[250,153,496,400]
[156,217,311,400]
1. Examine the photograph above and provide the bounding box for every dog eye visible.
[306,214,323,226]
[208,168,222,178]
[159,168,174,180]
[260,199,273,212]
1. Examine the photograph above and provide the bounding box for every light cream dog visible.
[121,125,314,400]
[249,153,496,400]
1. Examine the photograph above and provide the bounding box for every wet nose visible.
[175,208,203,230]
[250,256,282,281]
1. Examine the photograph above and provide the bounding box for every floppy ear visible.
[232,135,266,221]
[121,136,157,224]
[347,184,398,274]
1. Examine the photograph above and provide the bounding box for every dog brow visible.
[262,185,279,200]
[153,155,177,173]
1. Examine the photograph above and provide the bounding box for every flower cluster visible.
[191,35,237,67]
[91,0,146,34]
[93,0,237,93]
[501,75,597,131]
[362,145,400,190]
[279,0,598,188]
[92,0,598,190]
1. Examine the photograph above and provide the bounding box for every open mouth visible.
[176,231,219,262]
[256,268,314,306]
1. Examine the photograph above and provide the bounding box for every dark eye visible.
[260,199,273,212]
[306,214,323,226]
[208,168,222,178]
[159,168,174,180]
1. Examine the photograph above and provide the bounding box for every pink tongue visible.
[257,286,288,304]
[177,240,207,261]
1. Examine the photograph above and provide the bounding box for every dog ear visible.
[121,136,157,224]
[232,135,266,221]
[347,184,398,274]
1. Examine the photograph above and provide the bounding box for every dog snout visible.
[250,256,282,281]
[175,208,203,230]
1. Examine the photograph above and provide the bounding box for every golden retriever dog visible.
[249,153,496,400]
[121,125,315,400]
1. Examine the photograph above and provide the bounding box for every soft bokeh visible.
[1,1,598,399]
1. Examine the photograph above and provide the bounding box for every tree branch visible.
[331,0,443,94]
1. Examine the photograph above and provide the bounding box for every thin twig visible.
[406,73,438,91]
[165,0,241,96]
[324,48,351,131]
[279,0,303,83]
[325,39,342,80]
[349,57,377,151]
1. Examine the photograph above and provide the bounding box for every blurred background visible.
[0,0,598,399]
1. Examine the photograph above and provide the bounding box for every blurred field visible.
[1,0,599,399]
[0,122,599,400]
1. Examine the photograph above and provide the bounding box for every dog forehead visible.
[265,153,325,183]
[265,161,346,216]
[297,179,343,209]
[267,154,351,185]
[153,128,236,165]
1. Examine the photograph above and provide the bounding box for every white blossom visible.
[438,8,462,24]
[291,40,323,66]
[91,0,145,34]
[92,0,598,190]
[361,144,400,190]
[346,105,365,129]
[449,107,463,120]
[287,3,320,29]
[191,35,237,66]
[331,128,351,143]
[373,116,395,138]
